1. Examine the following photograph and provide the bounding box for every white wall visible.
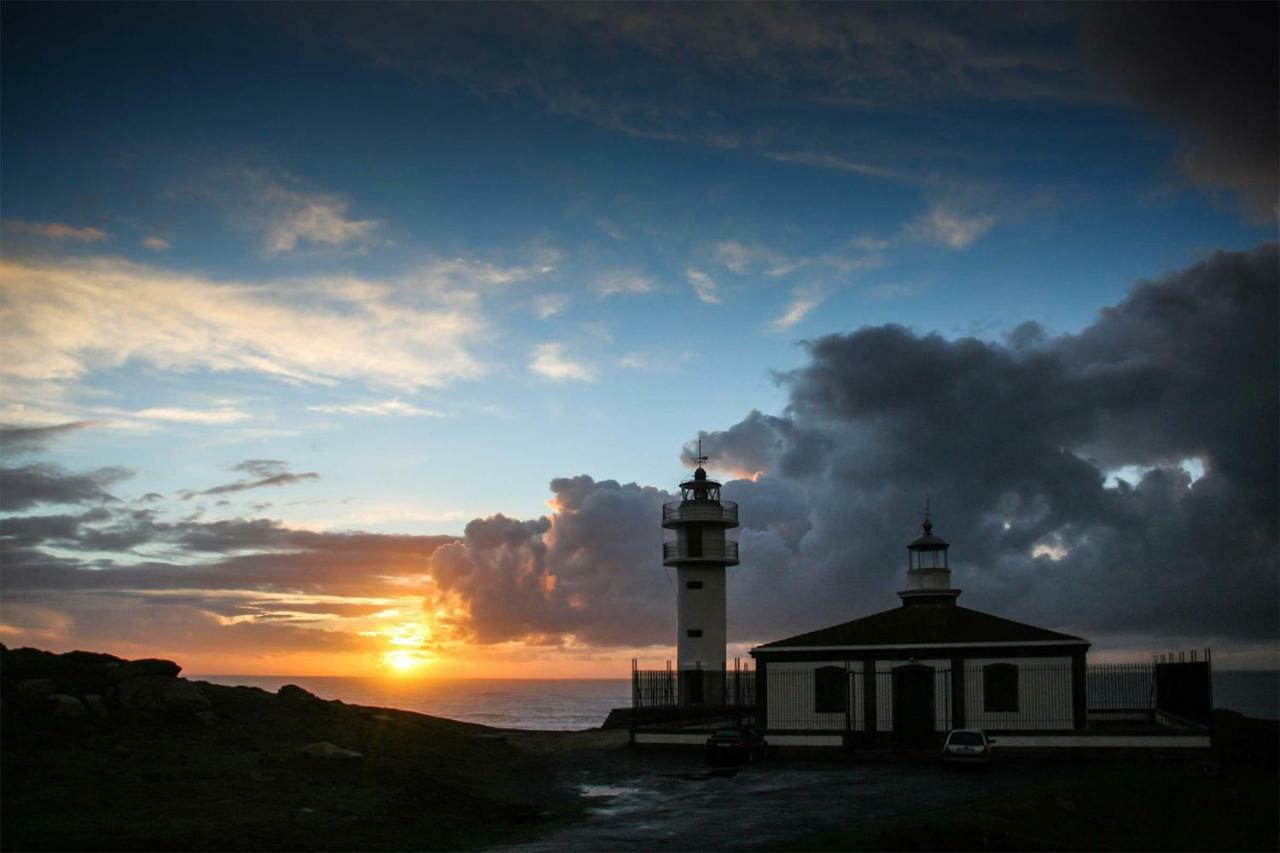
[965,656,1074,731]
[675,565,726,670]
[763,655,1077,733]
[766,661,864,730]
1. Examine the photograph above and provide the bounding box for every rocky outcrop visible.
[110,658,182,683]
[117,674,210,712]
[47,694,88,719]
[299,741,364,760]
[2,645,208,720]
[278,684,321,704]
[16,678,57,703]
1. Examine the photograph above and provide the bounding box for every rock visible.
[110,658,181,683]
[83,694,108,717]
[16,678,57,701]
[117,675,210,712]
[47,694,88,719]
[277,684,320,703]
[194,710,219,726]
[299,741,363,761]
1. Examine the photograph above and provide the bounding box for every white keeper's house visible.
[750,514,1092,747]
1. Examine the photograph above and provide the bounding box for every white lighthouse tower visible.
[662,442,739,698]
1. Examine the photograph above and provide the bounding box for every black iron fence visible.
[631,660,756,730]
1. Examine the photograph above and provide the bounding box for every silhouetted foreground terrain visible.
[3,644,1277,852]
[1,645,580,851]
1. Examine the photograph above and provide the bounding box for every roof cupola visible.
[898,503,960,607]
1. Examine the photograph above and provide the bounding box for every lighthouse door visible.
[892,665,936,746]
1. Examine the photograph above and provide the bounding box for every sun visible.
[383,649,429,675]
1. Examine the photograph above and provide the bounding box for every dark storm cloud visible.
[0,463,132,511]
[1084,2,1280,221]
[231,459,288,478]
[280,2,1089,169]
[696,242,1278,644]
[427,476,674,645]
[1,508,456,582]
[182,460,319,499]
[0,421,98,455]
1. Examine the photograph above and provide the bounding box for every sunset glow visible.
[383,649,431,675]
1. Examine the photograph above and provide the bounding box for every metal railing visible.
[662,539,739,563]
[631,661,757,731]
[662,500,739,526]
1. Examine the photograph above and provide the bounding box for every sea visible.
[192,670,1278,731]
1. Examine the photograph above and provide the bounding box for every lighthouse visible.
[662,442,739,692]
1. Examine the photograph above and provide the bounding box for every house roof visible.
[753,604,1087,652]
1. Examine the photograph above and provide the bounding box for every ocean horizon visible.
[192,670,1279,730]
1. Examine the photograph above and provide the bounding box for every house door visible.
[893,665,935,746]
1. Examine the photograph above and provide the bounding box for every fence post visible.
[755,658,767,731]
[864,659,878,742]
[630,658,638,744]
[1071,650,1088,731]
[1206,648,1214,727]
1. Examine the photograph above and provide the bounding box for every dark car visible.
[705,727,767,764]
[941,728,995,766]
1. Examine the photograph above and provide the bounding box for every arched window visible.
[814,665,846,714]
[983,663,1019,712]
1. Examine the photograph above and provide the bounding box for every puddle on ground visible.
[579,784,640,798]
[661,769,740,782]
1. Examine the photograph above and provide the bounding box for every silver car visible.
[942,728,995,765]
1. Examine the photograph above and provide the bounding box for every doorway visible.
[892,665,936,746]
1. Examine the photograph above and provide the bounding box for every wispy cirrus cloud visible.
[262,185,380,255]
[142,236,171,251]
[714,241,798,277]
[0,257,486,390]
[307,399,442,417]
[685,268,721,304]
[131,407,250,425]
[529,342,597,382]
[773,289,824,330]
[180,166,382,256]
[764,150,908,182]
[533,293,570,319]
[910,202,997,250]
[592,271,653,298]
[5,220,108,242]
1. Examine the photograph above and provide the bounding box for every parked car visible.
[705,727,768,764]
[942,728,995,766]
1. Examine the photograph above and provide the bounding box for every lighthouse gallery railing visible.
[662,540,739,563]
[662,500,739,525]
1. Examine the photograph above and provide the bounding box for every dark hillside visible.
[1,645,576,851]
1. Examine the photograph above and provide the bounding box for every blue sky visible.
[2,3,1275,675]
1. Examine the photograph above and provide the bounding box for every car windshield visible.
[948,731,985,746]
[712,729,743,738]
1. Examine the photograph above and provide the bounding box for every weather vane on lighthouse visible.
[661,440,740,702]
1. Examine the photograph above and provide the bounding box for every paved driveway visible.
[496,751,1088,851]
